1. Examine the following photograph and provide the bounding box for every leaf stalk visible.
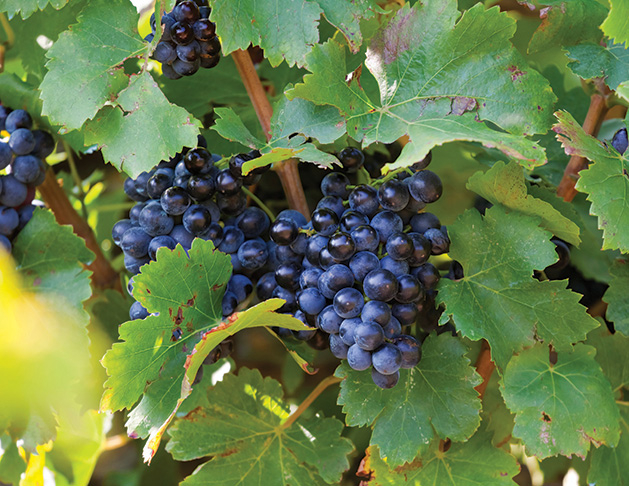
[282,375,342,429]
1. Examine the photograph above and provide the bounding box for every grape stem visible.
[473,339,495,399]
[231,49,310,218]
[557,81,610,202]
[281,375,342,429]
[0,13,15,49]
[39,168,121,290]
[241,187,276,222]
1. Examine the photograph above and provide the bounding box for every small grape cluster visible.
[0,104,55,253]
[259,148,450,389]
[112,137,269,370]
[147,0,221,79]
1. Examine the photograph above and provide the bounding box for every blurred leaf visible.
[601,0,629,45]
[604,258,629,336]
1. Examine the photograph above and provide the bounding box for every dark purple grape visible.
[148,235,177,260]
[410,262,440,290]
[199,36,221,56]
[236,207,270,238]
[316,195,345,217]
[172,58,200,76]
[380,255,410,275]
[216,169,243,195]
[424,227,450,255]
[161,186,191,215]
[347,344,372,370]
[183,204,212,235]
[176,40,200,62]
[378,179,410,212]
[317,305,343,334]
[298,287,327,315]
[153,41,178,63]
[396,274,423,303]
[311,208,338,236]
[321,172,350,198]
[351,225,379,252]
[391,302,418,327]
[237,239,269,270]
[112,219,134,246]
[329,334,349,359]
[407,233,432,266]
[349,251,380,282]
[340,210,369,233]
[12,155,44,184]
[333,287,364,319]
[256,272,276,301]
[372,343,402,375]
[147,168,174,198]
[169,225,195,250]
[275,262,301,289]
[611,128,628,154]
[349,184,379,217]
[385,232,414,261]
[363,269,398,302]
[339,318,360,346]
[354,321,385,351]
[327,232,356,262]
[9,128,36,155]
[270,218,299,245]
[371,211,403,243]
[409,212,441,233]
[372,368,399,388]
[0,142,12,170]
[187,174,215,200]
[361,300,391,327]
[170,21,195,45]
[408,170,443,203]
[192,19,216,41]
[5,110,32,133]
[300,267,323,290]
[121,227,152,258]
[393,335,421,368]
[139,201,175,236]
[338,147,364,173]
[173,1,200,23]
[161,63,182,80]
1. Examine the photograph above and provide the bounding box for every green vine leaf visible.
[566,40,629,90]
[501,343,620,459]
[588,404,629,486]
[288,1,555,169]
[335,333,482,467]
[587,326,629,394]
[527,0,607,54]
[100,239,309,462]
[167,368,354,485]
[0,0,69,19]
[601,0,629,45]
[603,258,629,336]
[360,431,519,485]
[437,206,599,370]
[467,161,580,245]
[211,0,379,67]
[40,0,146,130]
[553,110,629,253]
[83,72,201,178]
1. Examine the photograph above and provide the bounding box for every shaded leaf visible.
[288,2,555,169]
[437,206,599,370]
[40,0,146,129]
[553,110,629,252]
[567,40,629,90]
[467,161,580,245]
[587,325,629,393]
[604,258,629,336]
[0,0,69,19]
[528,0,607,53]
[167,368,354,485]
[335,333,482,467]
[360,431,519,485]
[83,72,201,178]
[501,343,620,459]
[588,404,629,486]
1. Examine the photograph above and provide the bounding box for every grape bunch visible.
[112,137,271,371]
[148,0,221,79]
[0,104,55,253]
[262,148,449,389]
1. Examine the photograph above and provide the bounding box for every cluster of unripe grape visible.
[257,148,449,388]
[0,104,55,253]
[147,0,221,79]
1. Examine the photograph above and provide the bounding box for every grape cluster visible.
[113,137,270,370]
[148,0,221,79]
[262,149,449,388]
[0,104,55,253]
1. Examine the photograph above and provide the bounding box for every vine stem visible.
[556,85,609,202]
[0,13,15,48]
[231,49,310,218]
[282,375,342,429]
[64,142,89,221]
[473,340,495,399]
[241,187,276,222]
[39,169,120,290]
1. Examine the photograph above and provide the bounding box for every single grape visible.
[5,109,32,133]
[298,287,327,315]
[396,274,423,303]
[338,147,364,173]
[236,207,270,238]
[173,1,200,23]
[270,218,299,245]
[153,41,178,63]
[411,262,440,290]
[382,315,402,339]
[372,343,402,375]
[176,40,201,62]
[30,130,55,159]
[187,174,215,201]
[161,63,183,80]
[349,184,379,217]
[216,192,247,216]
[611,128,628,154]
[0,234,11,252]
[305,234,329,265]
[317,305,344,334]
[290,232,308,255]
[192,18,216,41]
[218,226,245,253]
[378,179,410,211]
[222,291,238,316]
[329,334,349,359]
[0,206,19,236]
[216,169,243,195]
[371,211,403,243]
[8,128,36,155]
[363,269,398,302]
[200,53,220,69]
[391,302,418,327]
[170,21,195,45]
[121,227,152,258]
[327,232,356,262]
[124,177,147,202]
[169,224,196,250]
[147,169,175,198]
[333,287,364,319]
[351,225,380,252]
[311,208,339,236]
[339,210,369,233]
[273,287,297,313]
[275,243,302,264]
[275,262,301,289]
[318,264,354,299]
[321,172,350,198]
[237,239,268,270]
[318,247,335,270]
[349,251,380,282]
[276,209,308,228]
[140,201,175,236]
[148,235,177,260]
[201,222,223,246]
[0,175,27,207]
[124,254,150,274]
[385,232,414,261]
[256,272,276,301]
[409,212,440,233]
[354,320,385,351]
[172,58,200,76]
[347,344,372,370]
[424,228,450,255]
[300,267,323,290]
[361,300,391,327]
[408,170,443,203]
[371,368,399,389]
[339,317,360,346]
[129,301,150,320]
[199,36,221,56]
[161,186,191,215]
[393,335,421,369]
[316,195,345,218]
[227,274,253,303]
[407,232,432,266]
[0,142,12,170]
[12,155,44,184]
[129,202,146,223]
[112,219,134,246]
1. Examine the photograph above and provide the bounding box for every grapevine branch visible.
[282,375,342,429]
[473,340,495,399]
[231,49,310,217]
[557,82,609,202]
[39,169,120,290]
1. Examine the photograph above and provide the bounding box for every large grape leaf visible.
[39,0,146,130]
[604,258,629,336]
[437,206,599,370]
[528,0,607,54]
[100,239,309,462]
[588,404,629,486]
[467,161,580,245]
[335,333,482,467]
[83,72,201,178]
[0,0,69,19]
[554,110,629,253]
[601,0,629,45]
[566,40,629,90]
[1,211,94,450]
[501,343,620,459]
[167,368,354,485]
[212,96,343,170]
[359,432,519,485]
[587,326,629,395]
[211,0,378,67]
[7,1,85,79]
[288,1,555,169]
